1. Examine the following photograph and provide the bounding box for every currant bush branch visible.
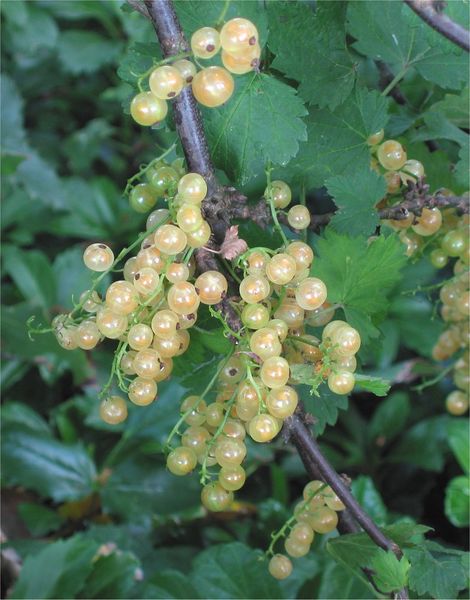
[143,3,408,594]
[404,0,470,53]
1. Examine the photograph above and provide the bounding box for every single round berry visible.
[129,183,158,213]
[403,159,424,179]
[239,275,270,304]
[250,327,282,360]
[201,482,233,512]
[192,67,234,108]
[441,230,467,257]
[100,396,128,425]
[186,220,211,248]
[96,308,128,339]
[176,203,203,233]
[221,44,260,74]
[268,554,292,580]
[167,281,200,315]
[127,323,153,350]
[133,267,160,297]
[446,390,469,415]
[133,348,162,379]
[219,465,246,491]
[241,303,270,329]
[173,58,197,84]
[284,537,310,558]
[328,371,355,395]
[178,173,208,203]
[128,377,157,406]
[266,386,298,419]
[130,91,168,126]
[154,224,187,255]
[248,414,280,443]
[295,277,327,311]
[411,208,442,236]
[76,320,101,350]
[260,356,290,389]
[377,140,407,170]
[106,280,139,315]
[149,65,184,100]
[148,165,179,196]
[330,325,361,357]
[286,241,314,269]
[266,180,291,209]
[167,446,197,475]
[83,243,114,272]
[287,205,311,229]
[220,18,259,54]
[195,271,228,305]
[266,254,297,285]
[430,248,448,269]
[215,437,247,467]
[191,26,221,59]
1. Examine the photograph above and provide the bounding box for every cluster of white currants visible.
[130,17,260,127]
[52,172,231,423]
[268,479,345,580]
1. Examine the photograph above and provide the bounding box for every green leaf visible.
[117,41,161,87]
[370,550,410,593]
[445,476,470,528]
[455,143,470,189]
[2,401,52,435]
[315,558,372,599]
[3,246,56,310]
[10,535,98,600]
[311,228,407,343]
[354,374,391,397]
[327,167,386,236]
[58,30,121,74]
[191,542,281,599]
[80,551,141,599]
[53,246,95,310]
[412,112,469,147]
[0,74,29,161]
[2,426,97,502]
[268,1,356,110]
[5,3,58,55]
[327,523,431,592]
[407,540,469,599]
[389,415,450,471]
[299,384,349,435]
[430,89,470,129]
[368,392,410,443]
[447,419,469,473]
[347,0,469,90]
[16,153,66,210]
[351,476,388,525]
[145,570,201,599]
[18,503,65,537]
[288,87,388,189]
[100,458,201,522]
[204,73,307,185]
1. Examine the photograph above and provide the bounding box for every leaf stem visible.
[265,163,289,247]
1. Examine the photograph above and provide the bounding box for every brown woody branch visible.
[142,3,408,595]
[404,0,470,52]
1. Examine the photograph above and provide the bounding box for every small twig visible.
[404,0,470,53]
[378,190,469,220]
[127,0,151,19]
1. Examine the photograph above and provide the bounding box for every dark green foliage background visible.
[1,1,469,598]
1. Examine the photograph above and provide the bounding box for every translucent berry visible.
[100,396,128,425]
[192,67,234,108]
[83,243,114,272]
[130,91,168,126]
[149,65,184,100]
